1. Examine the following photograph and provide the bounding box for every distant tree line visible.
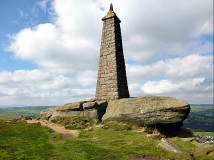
[183,105,213,132]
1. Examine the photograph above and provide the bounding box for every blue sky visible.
[0,0,213,106]
[0,0,51,71]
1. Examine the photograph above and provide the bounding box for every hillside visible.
[0,106,53,120]
[183,104,213,132]
[0,118,213,160]
[0,102,213,159]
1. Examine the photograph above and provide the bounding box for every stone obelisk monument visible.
[95,4,130,101]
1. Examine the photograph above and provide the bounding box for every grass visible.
[1,105,213,159]
[0,118,213,160]
[194,132,214,136]
[0,119,194,160]
[0,119,57,160]
[53,121,192,160]
[51,116,97,130]
[170,137,197,153]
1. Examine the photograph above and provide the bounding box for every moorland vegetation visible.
[0,104,213,160]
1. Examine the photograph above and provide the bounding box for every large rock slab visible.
[82,101,98,119]
[83,101,97,109]
[48,102,84,121]
[54,102,84,111]
[82,101,107,120]
[102,96,190,127]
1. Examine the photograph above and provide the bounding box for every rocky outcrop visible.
[40,99,108,122]
[40,108,55,120]
[102,96,190,129]
[49,102,84,121]
[40,96,190,130]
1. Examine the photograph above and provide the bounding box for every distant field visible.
[183,104,213,132]
[0,106,54,119]
[193,132,214,136]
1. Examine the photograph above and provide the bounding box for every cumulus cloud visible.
[7,0,103,75]
[126,52,213,104]
[141,78,205,94]
[119,0,213,63]
[7,22,99,74]
[8,0,213,73]
[3,0,213,105]
[127,54,213,83]
[76,70,97,87]
[128,83,142,97]
[0,69,96,105]
[127,77,213,104]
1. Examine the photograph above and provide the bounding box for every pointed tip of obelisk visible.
[102,3,121,22]
[109,3,113,11]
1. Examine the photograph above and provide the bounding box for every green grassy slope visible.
[0,120,56,160]
[0,120,198,160]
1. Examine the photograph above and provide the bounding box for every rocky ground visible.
[195,135,214,144]
[40,96,190,131]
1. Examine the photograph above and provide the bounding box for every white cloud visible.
[127,77,213,103]
[8,0,213,73]
[7,0,103,75]
[199,20,213,35]
[141,78,205,94]
[128,83,142,97]
[127,54,213,83]
[0,69,95,105]
[120,0,213,63]
[76,70,97,87]
[3,0,213,105]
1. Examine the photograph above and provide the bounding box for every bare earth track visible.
[26,119,79,138]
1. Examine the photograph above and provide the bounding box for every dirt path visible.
[26,119,79,138]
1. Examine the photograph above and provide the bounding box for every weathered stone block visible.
[40,108,55,120]
[55,102,84,111]
[102,96,190,128]
[83,101,97,109]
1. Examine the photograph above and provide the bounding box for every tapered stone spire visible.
[95,4,130,101]
[109,3,113,11]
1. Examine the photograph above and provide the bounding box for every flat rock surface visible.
[102,96,190,126]
[55,102,84,111]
